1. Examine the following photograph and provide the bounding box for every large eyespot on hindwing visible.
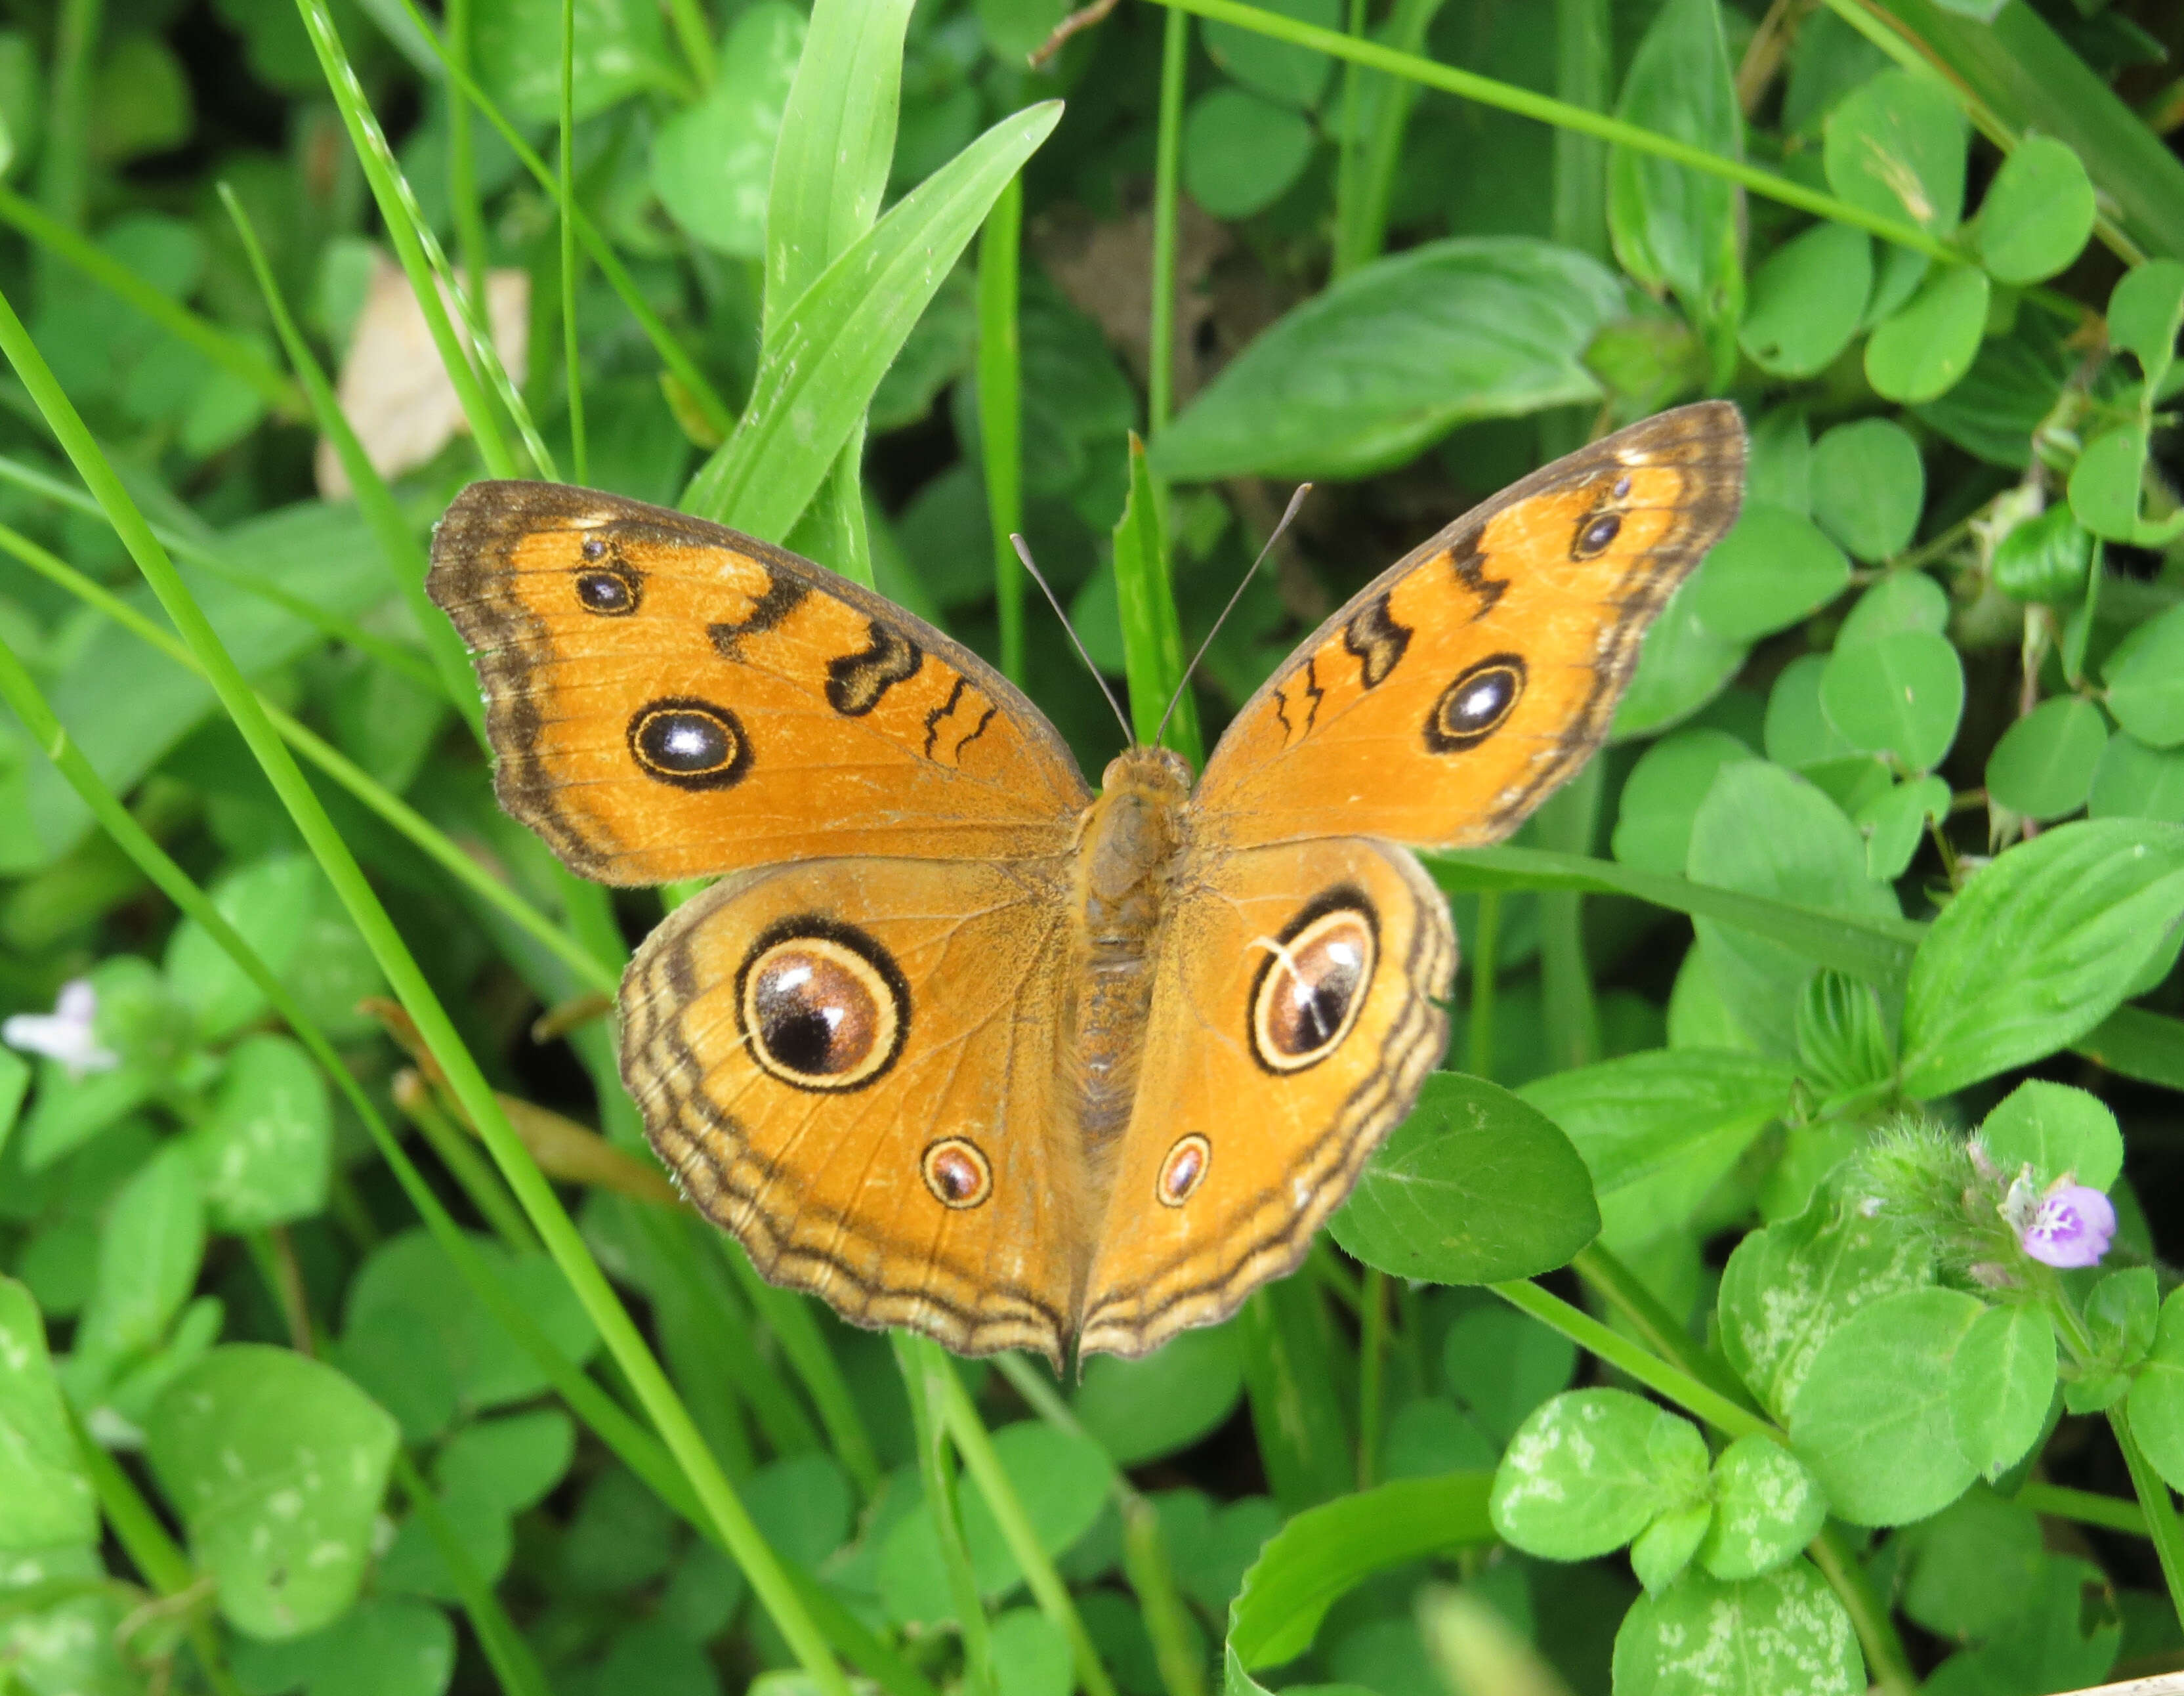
[628,698,753,790]
[922,1137,993,1209]
[1248,890,1379,1075]
[734,918,910,1093]
[1424,654,1526,754]
[573,536,642,616]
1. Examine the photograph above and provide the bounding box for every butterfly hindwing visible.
[428,482,1091,884]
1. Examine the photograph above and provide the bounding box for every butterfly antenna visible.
[1010,532,1136,746]
[1152,482,1312,753]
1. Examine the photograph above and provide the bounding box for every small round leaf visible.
[1976,137,2096,285]
[1820,629,1965,771]
[1985,696,2109,820]
[1182,87,1316,219]
[1811,419,1924,561]
[1866,265,1989,403]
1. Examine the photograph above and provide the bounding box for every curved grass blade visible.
[684,101,1063,538]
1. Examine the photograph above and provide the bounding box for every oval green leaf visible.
[1985,696,2109,820]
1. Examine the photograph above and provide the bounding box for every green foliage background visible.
[5,2,2184,1695]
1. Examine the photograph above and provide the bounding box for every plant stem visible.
[559,0,587,485]
[1148,5,1190,435]
[2113,1406,2184,1634]
[1466,889,1500,1078]
[392,1451,553,1696]
[1552,0,1611,264]
[895,1336,994,1696]
[979,173,1027,685]
[1358,1265,1389,1489]
[1808,1525,1917,1696]
[2014,1479,2149,1537]
[1572,1243,1761,1416]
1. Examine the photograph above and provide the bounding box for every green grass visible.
[3,5,2184,1696]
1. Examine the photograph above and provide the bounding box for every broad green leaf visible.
[2068,425,2160,545]
[1612,729,1757,876]
[1442,1305,1577,1446]
[1492,1390,1708,1561]
[1074,1323,1244,1466]
[1685,762,1902,1055]
[1150,238,1625,483]
[1717,1183,1932,1422]
[1835,568,1947,646]
[1898,1485,2044,1641]
[1227,1473,1492,1673]
[0,1544,136,1695]
[2091,731,2184,822]
[1740,222,1870,377]
[182,1034,330,1231]
[763,0,912,339]
[1948,1305,2056,1482]
[1518,1050,1794,1251]
[1899,820,2184,1098]
[1792,970,1895,1097]
[434,1408,574,1515]
[2103,602,2184,748]
[992,1608,1070,1696]
[1764,654,1858,767]
[226,1594,455,1696]
[1748,404,1813,511]
[1811,419,1923,563]
[1865,265,1989,403]
[162,855,319,1041]
[1991,503,2093,604]
[1822,68,1967,234]
[1614,1559,1862,1696]
[1607,0,1743,381]
[2127,1288,2184,1492]
[1855,774,1949,881]
[1201,0,1340,108]
[148,1345,398,1638]
[1975,136,2096,285]
[0,1277,97,1550]
[1630,1502,1713,1595]
[472,0,672,122]
[683,100,1063,536]
[649,5,805,259]
[1610,582,1747,740]
[1331,1072,1599,1284]
[1818,630,1964,772]
[1790,1286,1984,1525]
[72,1141,204,1380]
[1980,1080,2122,1192]
[1183,88,1316,221]
[1921,1552,2118,1696]
[1701,1435,1826,1580]
[1687,501,1849,643]
[338,1229,598,1438]
[2108,259,2184,385]
[747,1454,854,1570]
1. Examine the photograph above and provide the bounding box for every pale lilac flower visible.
[2,979,117,1076]
[2018,1183,2117,1269]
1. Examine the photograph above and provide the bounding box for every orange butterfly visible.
[427,402,1745,1366]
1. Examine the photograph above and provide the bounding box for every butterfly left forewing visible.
[1194,400,1744,853]
[429,482,1091,884]
[1076,836,1454,1359]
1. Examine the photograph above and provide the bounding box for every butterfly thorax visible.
[1070,746,1193,1162]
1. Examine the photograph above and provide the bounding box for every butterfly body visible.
[428,400,1746,1365]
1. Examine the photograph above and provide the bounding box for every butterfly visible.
[427,401,1746,1367]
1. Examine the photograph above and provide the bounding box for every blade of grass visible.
[1236,1278,1353,1512]
[0,520,617,994]
[392,1451,551,1696]
[558,0,586,486]
[36,0,100,242]
[1465,889,1500,1078]
[1535,763,1603,1072]
[685,101,1062,537]
[1428,844,1925,986]
[1356,1267,1387,1489]
[2114,1407,2184,1633]
[1150,0,1958,261]
[219,188,484,735]
[895,1334,995,1696]
[0,184,301,415]
[292,0,524,479]
[662,0,715,95]
[0,290,853,1696]
[1553,0,1611,263]
[379,0,736,442]
[764,0,911,345]
[933,1358,1118,1696]
[1334,0,1450,276]
[1112,434,1200,759]
[719,1239,884,1500]
[979,174,1028,685]
[1148,5,1188,433]
[444,0,489,299]
[1330,0,1369,280]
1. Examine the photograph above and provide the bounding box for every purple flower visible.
[2018,1183,2116,1269]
